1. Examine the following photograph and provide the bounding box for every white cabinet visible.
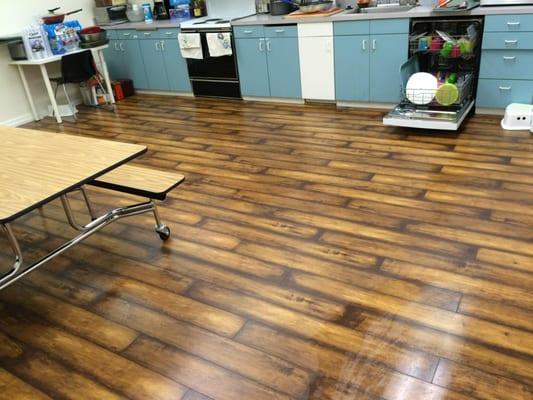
[298,22,335,101]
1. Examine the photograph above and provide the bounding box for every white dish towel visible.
[178,33,203,59]
[207,32,233,57]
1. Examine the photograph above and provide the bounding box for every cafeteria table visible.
[0,126,164,291]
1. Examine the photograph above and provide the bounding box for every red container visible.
[430,36,443,53]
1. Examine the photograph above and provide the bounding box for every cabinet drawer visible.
[154,28,180,39]
[106,29,118,40]
[117,30,140,39]
[484,14,533,32]
[480,50,533,79]
[234,25,265,38]
[482,32,533,50]
[477,79,533,108]
[264,25,297,38]
[334,21,369,36]
[136,29,159,39]
[370,18,409,34]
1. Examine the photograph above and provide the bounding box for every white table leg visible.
[40,64,62,124]
[17,65,39,121]
[96,49,115,104]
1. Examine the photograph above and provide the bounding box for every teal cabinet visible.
[477,79,533,108]
[333,20,408,103]
[478,13,533,108]
[103,40,123,79]
[104,28,191,92]
[162,39,191,92]
[370,33,408,103]
[236,38,270,97]
[139,39,169,91]
[236,29,301,99]
[334,35,370,101]
[266,37,301,98]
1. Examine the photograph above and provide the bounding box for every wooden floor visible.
[0,95,532,400]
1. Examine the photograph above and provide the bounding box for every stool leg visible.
[152,201,170,241]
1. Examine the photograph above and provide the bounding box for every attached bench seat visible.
[90,164,185,201]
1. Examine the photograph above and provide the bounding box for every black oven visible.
[182,27,241,99]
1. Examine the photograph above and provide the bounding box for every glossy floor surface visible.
[0,95,532,400]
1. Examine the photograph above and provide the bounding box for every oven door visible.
[185,29,238,81]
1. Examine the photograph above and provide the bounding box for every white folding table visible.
[9,45,115,124]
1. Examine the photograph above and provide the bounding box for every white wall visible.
[0,0,95,126]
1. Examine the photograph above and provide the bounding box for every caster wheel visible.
[157,226,171,241]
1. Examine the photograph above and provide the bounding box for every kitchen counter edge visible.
[231,5,533,26]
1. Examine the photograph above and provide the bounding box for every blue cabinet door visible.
[161,38,192,92]
[139,39,169,91]
[477,79,533,108]
[103,40,124,79]
[334,35,370,101]
[235,38,270,97]
[369,33,408,103]
[122,40,149,90]
[266,37,301,98]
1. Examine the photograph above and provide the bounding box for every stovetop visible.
[181,17,232,30]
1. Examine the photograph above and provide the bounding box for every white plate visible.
[406,72,438,105]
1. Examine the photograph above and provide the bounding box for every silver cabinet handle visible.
[243,30,253,34]
[144,32,152,36]
[123,32,131,36]
[275,29,285,33]
[165,31,173,35]
[155,41,160,51]
[505,39,518,44]
[120,42,125,51]
[258,38,265,52]
[372,39,376,51]
[362,39,367,51]
[160,40,165,51]
[503,56,516,60]
[499,86,512,90]
[266,39,271,52]
[114,42,119,51]
[507,21,520,26]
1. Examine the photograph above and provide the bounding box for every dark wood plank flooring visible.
[0,94,532,399]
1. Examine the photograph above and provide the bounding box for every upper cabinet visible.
[298,22,335,101]
[235,25,301,99]
[334,19,408,103]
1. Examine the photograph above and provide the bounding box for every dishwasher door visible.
[383,99,475,130]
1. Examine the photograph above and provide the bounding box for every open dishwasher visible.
[383,17,483,130]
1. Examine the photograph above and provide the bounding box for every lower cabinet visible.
[477,79,533,108]
[139,39,169,90]
[235,38,270,97]
[334,20,408,103]
[236,32,301,99]
[105,29,190,92]
[369,34,408,103]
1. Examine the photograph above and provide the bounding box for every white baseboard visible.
[0,113,36,127]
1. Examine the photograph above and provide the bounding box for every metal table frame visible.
[0,187,169,291]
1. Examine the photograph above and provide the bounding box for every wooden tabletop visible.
[0,126,146,224]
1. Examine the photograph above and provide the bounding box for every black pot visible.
[270,0,297,15]
[107,5,127,20]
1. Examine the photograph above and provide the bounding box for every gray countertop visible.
[103,17,191,30]
[232,5,533,26]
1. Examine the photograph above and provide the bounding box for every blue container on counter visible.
[143,3,153,23]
